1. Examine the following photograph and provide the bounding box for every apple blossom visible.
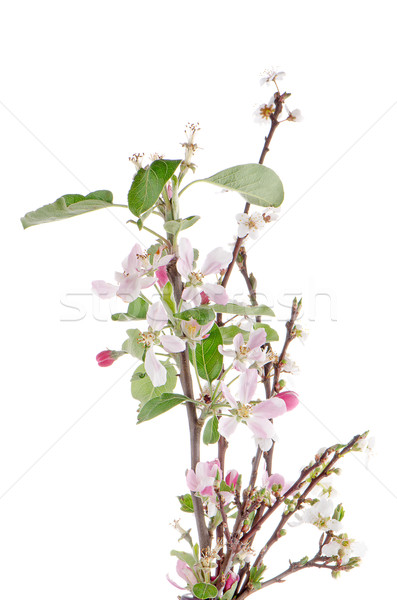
[166,559,197,590]
[180,318,214,347]
[92,243,172,303]
[140,301,186,386]
[322,534,366,566]
[292,499,343,532]
[219,328,272,372]
[218,369,288,446]
[236,212,265,239]
[96,350,125,367]
[176,237,232,305]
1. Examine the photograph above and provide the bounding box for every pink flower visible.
[200,291,210,305]
[96,350,124,367]
[166,559,197,590]
[156,265,169,288]
[92,243,172,303]
[142,302,186,386]
[96,350,115,367]
[177,238,232,306]
[275,390,299,411]
[262,470,293,496]
[218,369,287,447]
[219,329,271,372]
[186,460,222,495]
[225,570,239,591]
[225,469,239,488]
[180,318,214,347]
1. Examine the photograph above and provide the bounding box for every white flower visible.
[260,69,286,86]
[287,109,303,122]
[236,212,265,239]
[262,207,280,223]
[253,98,275,124]
[323,534,366,566]
[294,323,309,343]
[281,354,299,374]
[293,499,342,532]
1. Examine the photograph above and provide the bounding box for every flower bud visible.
[96,350,124,367]
[225,469,239,488]
[275,390,299,411]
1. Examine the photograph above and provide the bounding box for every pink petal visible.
[144,348,166,386]
[166,573,185,590]
[248,328,267,350]
[122,243,142,273]
[218,416,239,439]
[239,369,258,405]
[233,333,244,352]
[202,283,229,305]
[161,334,186,353]
[233,359,247,372]
[92,280,118,299]
[218,346,236,359]
[247,416,275,439]
[139,275,157,290]
[177,238,194,278]
[176,560,197,585]
[275,391,299,411]
[117,275,141,302]
[201,247,232,275]
[182,286,201,303]
[147,301,168,331]
[156,265,169,288]
[225,469,239,487]
[186,470,199,491]
[221,382,238,408]
[252,397,287,419]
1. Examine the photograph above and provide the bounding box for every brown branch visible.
[219,91,289,298]
[167,258,210,551]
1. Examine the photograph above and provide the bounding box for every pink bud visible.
[167,183,173,200]
[225,469,239,488]
[96,350,115,367]
[225,571,239,591]
[156,265,169,288]
[200,291,210,305]
[275,390,299,411]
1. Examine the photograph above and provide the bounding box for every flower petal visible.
[145,348,167,386]
[248,328,267,350]
[161,334,186,353]
[147,301,168,331]
[177,238,194,278]
[202,282,229,305]
[252,397,287,419]
[218,415,238,439]
[92,280,118,299]
[201,247,232,275]
[239,369,258,404]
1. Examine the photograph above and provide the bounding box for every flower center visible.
[237,405,251,419]
[138,332,157,347]
[189,271,204,286]
[238,344,249,359]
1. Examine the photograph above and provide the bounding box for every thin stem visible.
[126,219,168,244]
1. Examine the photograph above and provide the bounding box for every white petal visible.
[147,301,168,331]
[201,247,232,275]
[92,280,118,299]
[176,238,194,278]
[161,334,186,353]
[218,415,238,439]
[145,348,167,386]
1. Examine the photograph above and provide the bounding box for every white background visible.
[1,1,396,598]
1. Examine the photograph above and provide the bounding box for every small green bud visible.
[278,379,286,389]
[299,556,309,566]
[279,528,287,537]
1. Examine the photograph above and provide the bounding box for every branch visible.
[167,258,210,551]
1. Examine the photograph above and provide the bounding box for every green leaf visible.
[162,281,176,314]
[203,416,220,445]
[170,550,196,569]
[128,159,181,217]
[122,329,144,359]
[220,324,278,344]
[195,323,223,382]
[212,303,274,317]
[174,306,215,325]
[130,363,177,403]
[163,215,200,235]
[189,164,284,208]
[137,393,189,423]
[112,297,149,321]
[178,493,195,513]
[21,190,114,229]
[192,583,218,599]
